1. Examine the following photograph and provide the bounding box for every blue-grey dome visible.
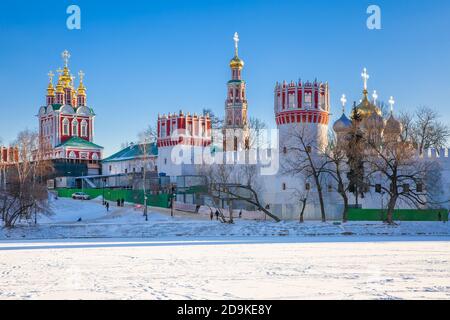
[333,113,352,133]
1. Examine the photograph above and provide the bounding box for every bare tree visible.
[282,125,328,222]
[202,108,223,130]
[365,135,438,224]
[248,117,268,149]
[324,133,351,222]
[411,107,450,154]
[136,126,158,221]
[291,188,309,223]
[1,130,53,228]
[198,162,280,222]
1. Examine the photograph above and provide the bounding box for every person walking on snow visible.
[210,209,214,221]
[105,202,110,212]
[215,209,220,221]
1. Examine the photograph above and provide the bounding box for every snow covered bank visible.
[1,220,449,240]
[1,198,449,240]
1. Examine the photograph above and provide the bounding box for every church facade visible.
[38,51,103,176]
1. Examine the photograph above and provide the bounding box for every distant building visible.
[102,142,158,175]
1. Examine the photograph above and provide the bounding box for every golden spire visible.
[77,70,86,96]
[47,71,55,96]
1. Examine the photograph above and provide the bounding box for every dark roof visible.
[55,136,103,149]
[103,143,158,163]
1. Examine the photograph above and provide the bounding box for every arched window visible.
[62,118,69,136]
[68,151,76,159]
[81,120,88,137]
[72,119,78,136]
[92,153,99,160]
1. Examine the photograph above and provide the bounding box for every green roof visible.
[55,136,103,149]
[103,142,158,163]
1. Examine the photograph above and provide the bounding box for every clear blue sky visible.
[1,0,449,156]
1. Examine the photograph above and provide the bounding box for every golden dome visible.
[55,79,64,94]
[47,83,55,96]
[355,91,382,119]
[58,66,72,88]
[77,70,86,96]
[230,55,244,69]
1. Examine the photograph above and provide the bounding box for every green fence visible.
[55,188,171,208]
[347,208,448,221]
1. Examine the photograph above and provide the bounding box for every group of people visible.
[103,198,125,212]
[209,209,243,220]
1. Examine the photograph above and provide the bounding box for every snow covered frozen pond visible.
[0,237,449,299]
[0,198,449,299]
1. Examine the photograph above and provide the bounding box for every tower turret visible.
[77,70,87,106]
[275,79,330,151]
[223,32,249,151]
[46,71,55,105]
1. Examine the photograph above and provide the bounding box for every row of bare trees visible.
[0,130,53,228]
[282,107,448,224]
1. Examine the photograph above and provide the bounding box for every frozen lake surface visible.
[1,237,449,300]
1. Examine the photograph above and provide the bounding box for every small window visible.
[416,183,423,193]
[283,146,287,154]
[164,158,167,165]
[125,169,128,174]
[305,183,311,191]
[282,183,286,191]
[109,165,112,171]
[81,120,88,137]
[62,118,69,135]
[72,120,78,136]
[375,184,382,193]
[328,185,333,192]
[306,146,312,153]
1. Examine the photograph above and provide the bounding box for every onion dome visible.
[230,56,244,69]
[384,113,402,135]
[230,32,244,69]
[354,68,382,119]
[356,93,382,119]
[55,77,64,94]
[364,110,384,129]
[333,113,352,133]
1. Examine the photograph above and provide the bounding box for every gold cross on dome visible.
[62,50,71,67]
[340,94,347,113]
[47,71,54,83]
[361,68,369,90]
[372,90,378,104]
[388,96,395,112]
[78,70,85,82]
[233,32,239,56]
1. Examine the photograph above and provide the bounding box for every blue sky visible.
[1,0,449,156]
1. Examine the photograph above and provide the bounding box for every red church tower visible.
[38,50,103,176]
